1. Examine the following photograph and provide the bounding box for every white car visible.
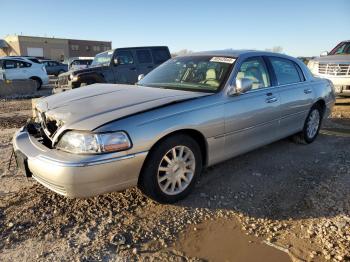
[0,57,49,89]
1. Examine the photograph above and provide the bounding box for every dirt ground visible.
[0,97,349,262]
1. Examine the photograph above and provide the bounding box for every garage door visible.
[27,47,44,57]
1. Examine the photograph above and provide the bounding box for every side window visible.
[115,50,134,65]
[236,57,270,90]
[44,61,50,66]
[136,50,152,63]
[4,60,18,69]
[18,61,31,68]
[151,48,170,64]
[269,57,301,85]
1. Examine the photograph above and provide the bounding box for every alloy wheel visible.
[157,145,196,196]
[306,109,320,139]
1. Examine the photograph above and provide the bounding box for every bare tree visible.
[171,49,193,57]
[265,46,283,53]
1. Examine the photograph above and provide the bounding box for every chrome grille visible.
[58,75,69,86]
[318,63,350,76]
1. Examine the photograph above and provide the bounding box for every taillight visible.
[42,66,47,73]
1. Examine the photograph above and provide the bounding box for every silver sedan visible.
[13,50,336,203]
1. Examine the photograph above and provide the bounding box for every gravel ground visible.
[0,98,349,261]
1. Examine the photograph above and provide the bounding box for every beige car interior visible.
[236,60,270,89]
[202,68,220,87]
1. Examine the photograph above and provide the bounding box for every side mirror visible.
[138,74,145,81]
[320,51,328,57]
[113,57,119,66]
[228,78,253,96]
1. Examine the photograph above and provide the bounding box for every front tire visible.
[139,135,202,203]
[293,105,322,144]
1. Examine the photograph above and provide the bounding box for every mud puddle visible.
[174,218,290,262]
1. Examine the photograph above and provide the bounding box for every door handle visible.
[130,67,136,71]
[147,66,153,69]
[265,97,278,103]
[304,88,312,94]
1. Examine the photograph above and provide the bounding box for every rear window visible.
[136,50,152,63]
[269,57,302,85]
[151,48,170,64]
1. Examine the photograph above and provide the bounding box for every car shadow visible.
[177,132,350,220]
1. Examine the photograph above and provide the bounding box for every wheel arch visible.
[29,76,42,84]
[313,99,326,116]
[138,128,208,185]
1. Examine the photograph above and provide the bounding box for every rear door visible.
[112,49,138,84]
[43,61,53,75]
[135,49,154,76]
[224,56,281,158]
[267,56,313,137]
[50,61,60,74]
[151,47,171,66]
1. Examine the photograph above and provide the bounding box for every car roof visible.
[0,57,30,61]
[183,49,301,62]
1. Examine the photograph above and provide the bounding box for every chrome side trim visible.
[36,151,148,167]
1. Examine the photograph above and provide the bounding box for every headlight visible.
[56,131,131,154]
[68,73,77,81]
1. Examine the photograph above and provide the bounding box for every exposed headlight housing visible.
[68,73,77,81]
[56,131,131,154]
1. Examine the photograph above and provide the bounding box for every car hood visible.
[71,66,107,75]
[35,84,209,139]
[313,55,350,63]
[59,66,106,77]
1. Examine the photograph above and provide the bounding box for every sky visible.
[1,0,349,57]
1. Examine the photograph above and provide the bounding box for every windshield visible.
[329,42,350,55]
[91,51,113,67]
[138,55,235,92]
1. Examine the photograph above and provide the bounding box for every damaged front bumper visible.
[12,125,148,198]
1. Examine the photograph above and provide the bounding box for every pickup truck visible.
[55,46,171,92]
[308,40,350,96]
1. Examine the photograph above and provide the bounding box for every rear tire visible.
[30,77,42,90]
[139,134,202,203]
[292,105,322,144]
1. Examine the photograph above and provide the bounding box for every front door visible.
[3,60,23,80]
[112,50,138,84]
[224,56,281,158]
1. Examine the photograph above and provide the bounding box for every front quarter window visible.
[138,55,235,92]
